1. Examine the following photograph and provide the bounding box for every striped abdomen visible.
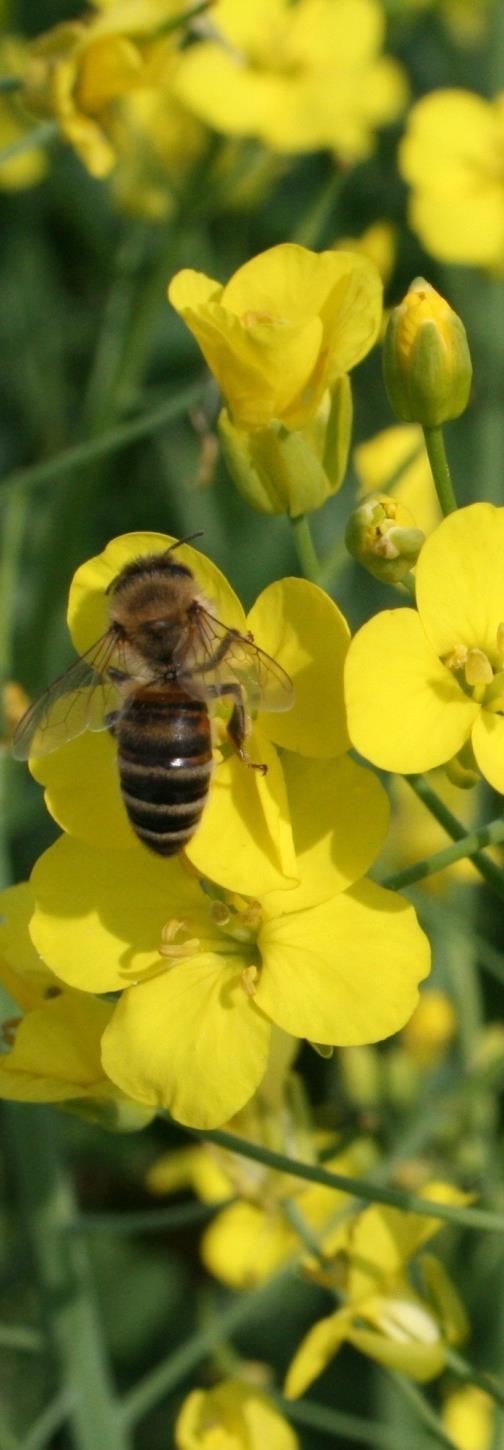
[115,687,213,856]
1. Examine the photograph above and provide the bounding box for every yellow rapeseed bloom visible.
[344,504,504,790]
[441,1385,495,1450]
[28,530,366,897]
[400,90,504,271]
[169,244,382,433]
[175,1380,299,1450]
[285,1184,469,1395]
[174,0,407,162]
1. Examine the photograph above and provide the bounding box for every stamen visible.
[241,965,259,998]
[159,919,200,959]
[464,649,493,686]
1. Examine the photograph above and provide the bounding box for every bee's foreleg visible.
[210,684,267,774]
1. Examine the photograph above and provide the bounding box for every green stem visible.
[6,1106,131,1450]
[413,892,504,992]
[390,1374,455,1449]
[0,76,21,93]
[292,167,343,248]
[290,514,320,582]
[275,1393,442,1450]
[446,1348,504,1413]
[380,814,504,892]
[422,426,457,515]
[0,1324,43,1352]
[67,1197,233,1237]
[0,120,58,168]
[121,1268,292,1427]
[406,774,504,903]
[20,1390,76,1450]
[0,382,205,500]
[179,1124,504,1233]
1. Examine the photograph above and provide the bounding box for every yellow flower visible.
[344,503,504,790]
[354,423,442,535]
[21,3,191,178]
[400,90,504,271]
[174,0,407,162]
[401,989,457,1067]
[169,244,382,433]
[107,57,206,220]
[148,1082,375,1288]
[13,744,428,1128]
[285,1183,469,1395]
[0,37,48,191]
[175,1380,299,1450]
[334,221,397,288]
[0,884,152,1130]
[28,530,359,897]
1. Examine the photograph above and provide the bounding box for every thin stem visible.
[292,167,343,248]
[6,1106,131,1450]
[379,815,504,892]
[290,514,320,582]
[20,1389,76,1450]
[0,382,205,499]
[179,1123,504,1234]
[446,1348,504,1414]
[414,892,504,992]
[122,1268,292,1427]
[0,120,58,168]
[390,1375,456,1449]
[423,426,458,515]
[275,1393,440,1450]
[67,1197,233,1237]
[0,1324,44,1352]
[406,774,504,903]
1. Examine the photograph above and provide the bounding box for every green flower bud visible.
[345,492,424,583]
[383,278,472,427]
[218,376,352,518]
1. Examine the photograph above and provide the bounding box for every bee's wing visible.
[186,607,294,715]
[12,633,126,760]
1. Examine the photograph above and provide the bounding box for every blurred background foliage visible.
[1,1,504,1447]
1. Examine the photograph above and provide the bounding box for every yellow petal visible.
[176,1379,299,1450]
[347,1181,471,1300]
[471,710,504,793]
[187,727,297,895]
[31,730,133,848]
[101,954,271,1128]
[0,992,113,1102]
[416,504,504,660]
[248,578,350,757]
[263,753,389,914]
[201,1200,296,1289]
[0,883,51,1003]
[256,880,430,1044]
[344,608,478,772]
[285,1308,351,1398]
[29,835,217,993]
[346,1320,446,1381]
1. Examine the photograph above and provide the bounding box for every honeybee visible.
[13,541,294,857]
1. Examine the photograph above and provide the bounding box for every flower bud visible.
[218,376,352,518]
[383,278,472,427]
[345,492,424,582]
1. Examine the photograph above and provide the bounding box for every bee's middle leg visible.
[210,684,267,774]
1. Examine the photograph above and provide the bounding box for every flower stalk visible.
[422,425,458,516]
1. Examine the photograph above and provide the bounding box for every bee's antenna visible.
[168,532,204,551]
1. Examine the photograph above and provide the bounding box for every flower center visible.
[442,623,504,712]
[159,887,263,998]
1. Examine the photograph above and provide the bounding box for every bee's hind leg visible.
[211,684,268,774]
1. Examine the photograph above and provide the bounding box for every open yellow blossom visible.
[174,0,407,162]
[0,884,152,1130]
[345,504,504,791]
[15,749,427,1127]
[400,90,504,271]
[285,1183,469,1395]
[169,244,382,434]
[28,530,362,897]
[22,3,193,178]
[175,1380,299,1450]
